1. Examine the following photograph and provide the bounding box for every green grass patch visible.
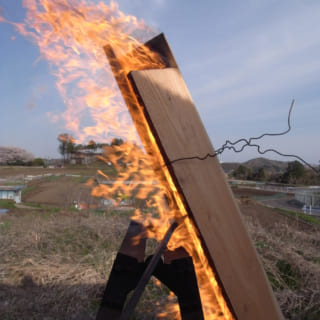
[276,259,301,290]
[312,256,320,264]
[267,260,302,290]
[255,240,268,249]
[93,209,105,216]
[64,163,118,177]
[0,221,10,229]
[92,208,135,218]
[40,208,60,219]
[22,202,43,208]
[299,307,320,320]
[73,176,89,183]
[70,206,79,212]
[21,203,60,216]
[44,175,61,182]
[275,208,320,227]
[267,271,281,290]
[108,209,135,217]
[40,226,100,257]
[0,199,15,209]
[0,181,24,186]
[95,166,117,177]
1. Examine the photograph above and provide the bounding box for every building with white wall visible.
[0,185,24,203]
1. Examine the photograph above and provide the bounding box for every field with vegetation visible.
[0,165,319,319]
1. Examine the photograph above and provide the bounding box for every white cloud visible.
[189,2,320,109]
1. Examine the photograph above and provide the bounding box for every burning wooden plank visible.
[105,34,283,320]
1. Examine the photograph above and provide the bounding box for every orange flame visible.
[1,1,234,319]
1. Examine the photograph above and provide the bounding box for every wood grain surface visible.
[129,67,283,320]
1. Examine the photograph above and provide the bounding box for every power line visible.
[169,100,319,175]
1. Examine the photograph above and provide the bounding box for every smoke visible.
[25,85,48,110]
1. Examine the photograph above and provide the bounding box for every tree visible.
[58,133,75,163]
[232,165,252,180]
[87,139,97,152]
[32,158,45,167]
[111,137,124,146]
[66,139,75,158]
[253,168,266,181]
[281,161,305,184]
[58,136,67,163]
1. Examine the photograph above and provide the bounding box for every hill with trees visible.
[243,157,288,174]
[221,157,288,176]
[222,157,319,185]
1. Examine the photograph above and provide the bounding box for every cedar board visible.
[128,67,283,320]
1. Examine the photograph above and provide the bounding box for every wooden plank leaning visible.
[105,33,283,320]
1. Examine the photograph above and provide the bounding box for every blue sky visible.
[0,0,319,164]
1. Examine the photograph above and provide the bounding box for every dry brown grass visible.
[0,210,126,319]
[244,215,320,319]
[0,209,175,319]
[0,204,319,319]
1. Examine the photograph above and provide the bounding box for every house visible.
[70,151,102,165]
[0,185,24,203]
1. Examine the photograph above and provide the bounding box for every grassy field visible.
[241,204,320,319]
[0,200,16,209]
[0,167,320,319]
[0,209,178,319]
[0,163,118,179]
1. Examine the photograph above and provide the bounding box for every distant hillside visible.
[221,157,288,175]
[0,146,34,164]
[220,162,240,173]
[243,158,288,174]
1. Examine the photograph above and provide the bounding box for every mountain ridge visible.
[221,157,289,175]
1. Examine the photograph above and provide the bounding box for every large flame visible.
[1,1,234,319]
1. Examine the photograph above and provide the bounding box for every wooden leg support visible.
[96,220,204,320]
